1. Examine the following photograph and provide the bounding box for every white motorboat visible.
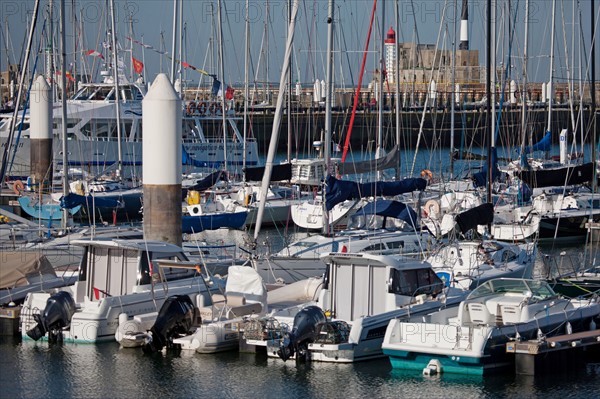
[250,199,434,284]
[20,239,224,343]
[427,240,537,290]
[242,252,470,363]
[382,278,600,375]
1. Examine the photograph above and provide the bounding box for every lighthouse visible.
[384,27,396,84]
[459,0,469,50]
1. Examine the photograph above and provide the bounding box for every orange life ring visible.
[197,102,207,115]
[420,169,433,180]
[423,199,440,219]
[186,102,197,115]
[13,180,25,195]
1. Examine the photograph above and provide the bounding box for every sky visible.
[1,0,598,88]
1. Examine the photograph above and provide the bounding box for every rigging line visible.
[8,21,47,177]
[410,0,449,176]
[0,0,41,189]
[340,0,377,163]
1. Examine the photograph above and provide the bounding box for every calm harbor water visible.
[2,148,599,398]
[1,233,599,398]
[1,333,600,399]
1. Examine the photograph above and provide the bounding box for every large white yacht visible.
[0,74,259,181]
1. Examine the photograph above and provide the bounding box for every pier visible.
[506,329,600,376]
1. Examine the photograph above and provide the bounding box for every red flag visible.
[132,56,144,74]
[92,287,100,300]
[85,49,104,60]
[225,86,234,100]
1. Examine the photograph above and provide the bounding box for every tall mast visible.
[170,0,178,83]
[59,0,69,228]
[394,0,401,180]
[109,0,123,180]
[253,0,299,241]
[322,0,334,235]
[520,0,529,156]
[591,0,597,193]
[243,0,249,181]
[486,0,492,203]
[217,0,228,171]
[450,0,458,178]
[376,0,385,180]
[546,0,556,135]
[287,0,293,163]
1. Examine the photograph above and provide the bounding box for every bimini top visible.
[320,252,432,270]
[70,239,185,254]
[467,278,557,301]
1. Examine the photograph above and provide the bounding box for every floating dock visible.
[0,306,21,336]
[506,329,600,375]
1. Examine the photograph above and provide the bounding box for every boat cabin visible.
[70,239,195,303]
[319,253,444,321]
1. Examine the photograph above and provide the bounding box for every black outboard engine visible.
[27,291,76,343]
[142,295,197,354]
[278,306,327,362]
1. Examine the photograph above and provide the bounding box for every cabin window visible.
[388,268,443,297]
[138,251,152,285]
[363,243,386,252]
[78,247,88,281]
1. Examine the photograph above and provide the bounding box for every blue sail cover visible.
[60,193,122,209]
[185,170,227,192]
[353,199,418,228]
[472,147,500,188]
[520,131,552,154]
[325,175,427,211]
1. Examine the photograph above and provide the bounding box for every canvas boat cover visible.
[0,252,56,289]
[325,175,427,211]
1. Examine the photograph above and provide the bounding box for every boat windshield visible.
[467,278,556,301]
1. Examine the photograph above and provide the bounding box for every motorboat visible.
[250,199,434,284]
[20,239,225,343]
[382,278,600,375]
[242,252,470,363]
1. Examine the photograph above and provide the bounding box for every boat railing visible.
[541,251,586,280]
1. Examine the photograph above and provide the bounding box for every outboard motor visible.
[142,295,197,354]
[26,291,76,343]
[278,306,326,362]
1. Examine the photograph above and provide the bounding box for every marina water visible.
[2,148,600,397]
[1,235,599,398]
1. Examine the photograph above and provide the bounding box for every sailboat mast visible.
[253,0,299,241]
[170,0,178,83]
[59,0,69,228]
[217,0,228,171]
[376,0,385,179]
[243,0,249,180]
[546,0,556,135]
[591,0,597,194]
[324,0,334,176]
[321,0,334,235]
[109,0,123,181]
[394,0,401,180]
[450,0,458,178]
[486,0,492,204]
[520,0,529,155]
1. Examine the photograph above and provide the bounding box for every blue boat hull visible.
[181,211,247,234]
[18,196,81,220]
